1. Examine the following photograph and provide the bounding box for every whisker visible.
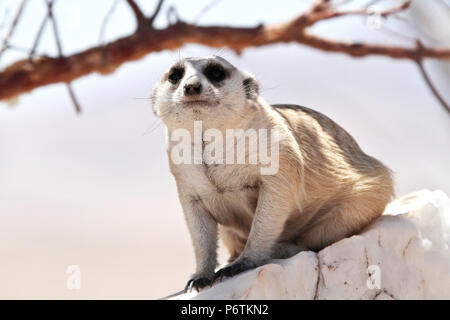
[142,118,164,136]
[213,47,226,57]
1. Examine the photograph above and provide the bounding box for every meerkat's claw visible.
[214,259,255,281]
[184,276,213,293]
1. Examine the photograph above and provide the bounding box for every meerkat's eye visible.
[204,64,227,82]
[168,67,184,84]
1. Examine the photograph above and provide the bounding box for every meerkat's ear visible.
[242,72,259,100]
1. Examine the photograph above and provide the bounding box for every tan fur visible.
[152,56,394,289]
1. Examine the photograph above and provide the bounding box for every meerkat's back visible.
[272,104,394,250]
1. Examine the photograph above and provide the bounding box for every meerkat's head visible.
[152,56,259,126]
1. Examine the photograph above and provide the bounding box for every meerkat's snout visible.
[183,77,202,96]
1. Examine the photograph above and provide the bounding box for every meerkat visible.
[151,56,394,292]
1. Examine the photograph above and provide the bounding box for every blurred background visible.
[0,0,449,299]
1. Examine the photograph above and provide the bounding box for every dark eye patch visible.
[168,67,184,84]
[203,64,227,83]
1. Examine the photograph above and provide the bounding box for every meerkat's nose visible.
[184,81,202,96]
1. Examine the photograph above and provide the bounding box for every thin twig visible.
[391,14,440,44]
[126,0,164,30]
[432,0,450,10]
[0,6,12,31]
[166,5,179,25]
[125,0,146,25]
[66,83,82,114]
[47,0,82,114]
[148,0,165,25]
[29,15,49,58]
[99,0,120,44]
[47,0,62,54]
[378,25,417,42]
[416,59,450,116]
[364,0,383,10]
[303,0,411,27]
[5,44,30,53]
[415,41,450,116]
[0,0,27,61]
[193,0,222,23]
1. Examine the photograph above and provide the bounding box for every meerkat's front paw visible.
[214,257,258,281]
[184,273,214,292]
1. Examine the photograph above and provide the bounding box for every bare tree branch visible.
[0,0,449,116]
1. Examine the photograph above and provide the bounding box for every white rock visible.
[172,190,450,300]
